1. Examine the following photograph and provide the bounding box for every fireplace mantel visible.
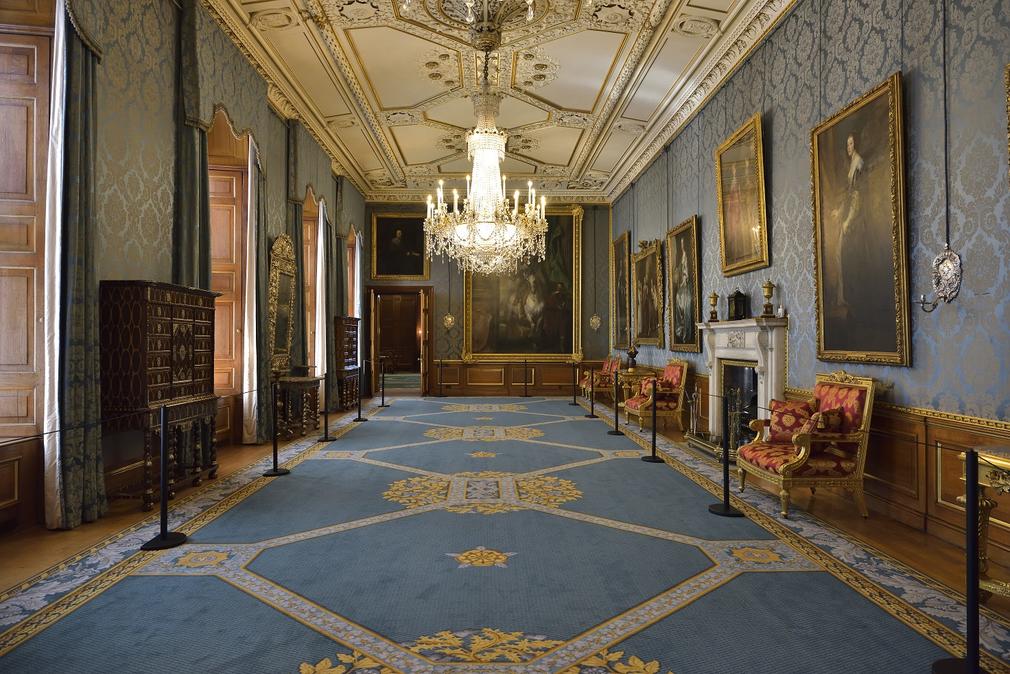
[697,317,788,439]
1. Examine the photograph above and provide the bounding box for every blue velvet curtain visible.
[58,15,106,528]
[172,0,210,290]
[173,126,210,289]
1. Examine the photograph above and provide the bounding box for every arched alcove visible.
[207,107,251,446]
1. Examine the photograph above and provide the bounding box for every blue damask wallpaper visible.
[69,0,341,272]
[613,0,1010,420]
[71,0,177,281]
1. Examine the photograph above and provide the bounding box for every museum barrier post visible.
[607,375,623,436]
[318,372,334,442]
[708,392,742,517]
[141,405,188,550]
[585,368,597,419]
[642,378,663,463]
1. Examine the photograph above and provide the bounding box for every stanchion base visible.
[263,467,291,477]
[568,401,580,406]
[584,413,598,419]
[318,435,335,442]
[141,531,187,551]
[607,430,624,436]
[708,503,744,517]
[353,417,368,422]
[641,455,664,463]
[378,404,390,408]
[931,658,984,674]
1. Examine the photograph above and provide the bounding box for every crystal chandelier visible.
[421,4,550,275]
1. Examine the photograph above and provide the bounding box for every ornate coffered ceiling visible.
[211,0,794,202]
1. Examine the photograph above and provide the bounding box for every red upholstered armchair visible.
[580,356,622,401]
[623,359,687,431]
[737,370,876,518]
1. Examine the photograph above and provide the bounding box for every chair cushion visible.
[739,442,856,477]
[662,362,685,388]
[814,382,867,433]
[768,399,815,442]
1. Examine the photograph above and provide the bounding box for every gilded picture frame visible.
[610,230,631,350]
[463,205,583,362]
[812,71,910,366]
[666,216,701,352]
[266,234,298,375]
[371,212,430,281]
[715,113,769,277]
[1005,64,1009,187]
[632,239,663,348]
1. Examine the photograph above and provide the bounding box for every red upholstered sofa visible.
[737,370,877,518]
[623,359,688,431]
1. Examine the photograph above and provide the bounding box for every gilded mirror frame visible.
[631,239,664,348]
[267,234,298,375]
[462,204,583,363]
[610,230,631,350]
[715,113,769,277]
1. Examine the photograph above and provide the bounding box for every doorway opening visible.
[368,287,431,396]
[302,187,321,376]
[207,108,249,446]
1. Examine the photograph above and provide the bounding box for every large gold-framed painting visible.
[666,216,701,352]
[715,113,769,276]
[610,231,631,350]
[463,206,582,362]
[813,71,910,365]
[371,213,430,280]
[632,240,663,348]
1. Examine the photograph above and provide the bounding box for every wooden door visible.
[209,167,246,445]
[419,289,429,395]
[303,213,318,372]
[0,32,49,529]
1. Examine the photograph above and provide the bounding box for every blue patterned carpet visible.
[2,396,1009,673]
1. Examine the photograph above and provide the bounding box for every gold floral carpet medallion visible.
[404,628,563,663]
[424,426,544,442]
[447,546,516,568]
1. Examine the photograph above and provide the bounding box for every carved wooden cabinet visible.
[334,316,360,410]
[100,281,219,510]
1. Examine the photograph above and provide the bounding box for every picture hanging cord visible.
[941,0,951,248]
[593,208,598,313]
[665,145,671,228]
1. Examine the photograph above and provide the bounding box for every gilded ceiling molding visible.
[267,85,299,120]
[199,0,359,190]
[303,0,408,186]
[605,0,797,200]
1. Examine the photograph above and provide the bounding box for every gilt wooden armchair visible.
[623,359,687,431]
[737,370,876,518]
[580,356,621,400]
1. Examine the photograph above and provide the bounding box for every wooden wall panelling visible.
[0,31,48,529]
[861,407,927,529]
[0,0,54,31]
[927,418,1010,565]
[429,361,604,397]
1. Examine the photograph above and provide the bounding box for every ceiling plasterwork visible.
[206,0,796,202]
